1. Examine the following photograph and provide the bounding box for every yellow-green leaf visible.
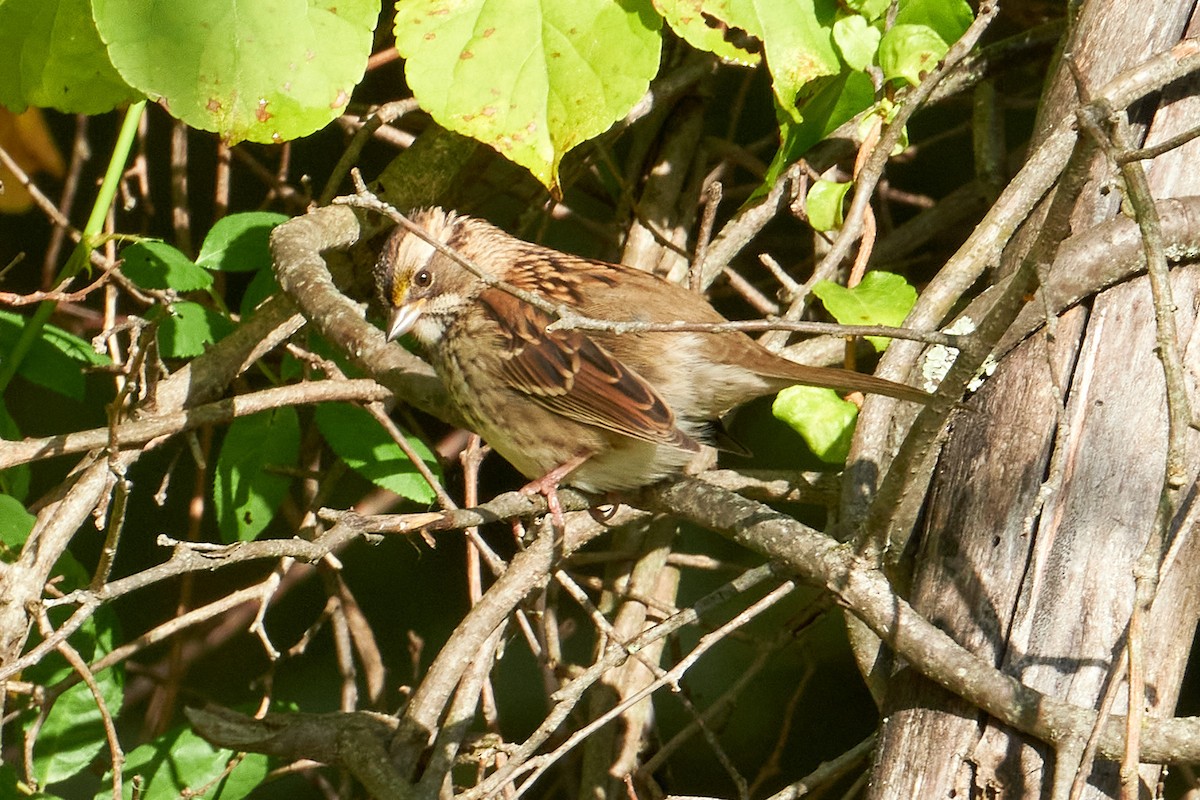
[93,0,379,144]
[394,0,662,194]
[811,271,916,351]
[772,386,858,464]
[805,179,852,231]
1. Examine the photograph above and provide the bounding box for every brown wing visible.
[478,287,698,451]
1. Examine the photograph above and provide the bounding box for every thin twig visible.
[40,115,88,286]
[637,630,785,779]
[320,99,421,205]
[457,563,785,800]
[758,253,804,302]
[0,143,75,234]
[780,1,1000,327]
[1073,87,1191,800]
[691,181,723,293]
[511,581,796,799]
[36,608,125,800]
[1118,121,1200,163]
[0,270,111,307]
[642,477,1200,767]
[762,734,876,800]
[0,379,392,470]
[337,180,958,353]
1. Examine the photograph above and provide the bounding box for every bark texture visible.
[868,1,1200,797]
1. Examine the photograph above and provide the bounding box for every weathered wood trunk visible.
[868,1,1200,797]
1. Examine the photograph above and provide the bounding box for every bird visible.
[373,207,928,509]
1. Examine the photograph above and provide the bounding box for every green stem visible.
[0,100,148,395]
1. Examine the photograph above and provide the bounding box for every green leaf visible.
[831,14,880,72]
[315,403,440,503]
[279,351,307,383]
[895,0,973,43]
[213,407,300,542]
[239,265,281,318]
[0,310,110,401]
[0,493,35,559]
[877,0,972,86]
[760,69,874,194]
[100,725,268,800]
[773,385,858,464]
[653,0,761,66]
[0,765,38,800]
[0,0,139,114]
[878,23,948,86]
[196,212,289,272]
[28,604,119,686]
[394,0,662,193]
[856,99,908,152]
[121,241,212,292]
[0,404,31,501]
[39,318,111,365]
[91,0,379,144]
[688,0,842,121]
[805,179,852,231]
[30,607,123,786]
[844,0,891,21]
[810,271,917,351]
[35,679,122,786]
[157,301,234,358]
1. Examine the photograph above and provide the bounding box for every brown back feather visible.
[477,288,700,451]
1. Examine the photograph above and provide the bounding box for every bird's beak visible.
[386,299,425,342]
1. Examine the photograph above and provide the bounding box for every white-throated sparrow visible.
[374,208,928,496]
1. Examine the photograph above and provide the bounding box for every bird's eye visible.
[413,269,433,288]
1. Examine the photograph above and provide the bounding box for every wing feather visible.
[478,288,697,451]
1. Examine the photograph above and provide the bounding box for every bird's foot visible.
[520,455,589,533]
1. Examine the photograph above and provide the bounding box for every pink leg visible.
[520,453,590,531]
